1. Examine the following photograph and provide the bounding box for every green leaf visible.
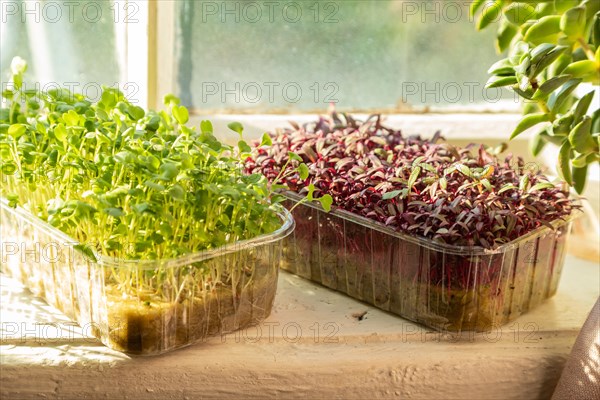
[8,124,26,138]
[481,178,493,191]
[439,177,448,190]
[54,123,68,141]
[172,105,189,125]
[549,53,573,76]
[163,94,180,106]
[548,79,582,112]
[573,91,594,125]
[558,141,573,185]
[101,90,117,108]
[504,3,537,25]
[288,152,303,162]
[168,184,185,200]
[560,6,586,37]
[105,207,125,218]
[524,15,562,43]
[593,13,600,48]
[528,182,556,192]
[159,163,179,181]
[228,121,244,137]
[485,75,518,88]
[555,0,581,14]
[535,75,573,96]
[572,164,588,194]
[496,20,519,53]
[561,60,599,79]
[552,113,575,135]
[510,113,552,139]
[383,190,402,200]
[298,163,309,180]
[260,133,273,147]
[519,174,530,191]
[530,46,568,77]
[513,86,536,100]
[408,166,421,189]
[470,0,487,18]
[568,117,595,153]
[319,195,333,212]
[498,184,517,194]
[477,0,503,31]
[238,140,252,154]
[572,152,595,167]
[128,105,145,121]
[488,58,515,75]
[200,120,213,134]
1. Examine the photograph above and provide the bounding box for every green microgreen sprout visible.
[0,57,286,302]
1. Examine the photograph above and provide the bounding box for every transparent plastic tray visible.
[0,199,294,355]
[282,193,576,332]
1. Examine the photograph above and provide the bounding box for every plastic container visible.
[0,199,294,355]
[282,193,576,332]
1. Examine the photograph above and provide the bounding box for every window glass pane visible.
[1,0,122,101]
[174,0,514,113]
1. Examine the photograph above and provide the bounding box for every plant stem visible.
[578,38,596,61]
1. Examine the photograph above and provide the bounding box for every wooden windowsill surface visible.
[1,254,598,400]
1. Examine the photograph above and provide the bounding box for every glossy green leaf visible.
[470,0,487,18]
[555,0,581,14]
[568,116,595,153]
[573,91,595,124]
[488,58,515,75]
[562,60,599,78]
[549,53,573,76]
[485,75,518,88]
[530,46,568,77]
[496,20,519,53]
[524,15,562,43]
[477,0,503,31]
[560,6,586,37]
[535,74,573,97]
[510,113,552,139]
[504,3,537,25]
[547,78,581,112]
[572,164,588,194]
[558,140,573,185]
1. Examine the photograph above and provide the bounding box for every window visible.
[1,0,518,113]
[172,0,515,113]
[1,0,122,101]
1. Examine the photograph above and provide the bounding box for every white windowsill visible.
[1,255,598,399]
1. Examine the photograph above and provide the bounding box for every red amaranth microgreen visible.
[247,111,577,249]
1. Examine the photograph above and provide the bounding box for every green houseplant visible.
[0,58,294,355]
[471,0,599,194]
